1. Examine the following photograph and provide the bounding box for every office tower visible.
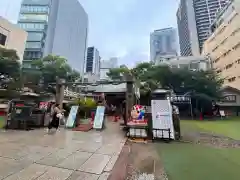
[177,0,228,56]
[18,0,88,74]
[85,47,100,75]
[0,16,27,63]
[100,57,118,80]
[150,28,178,63]
[203,1,240,89]
[109,57,118,68]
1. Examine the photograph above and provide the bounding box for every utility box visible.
[6,100,33,130]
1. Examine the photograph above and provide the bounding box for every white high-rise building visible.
[100,57,118,80]
[18,0,88,74]
[150,28,178,63]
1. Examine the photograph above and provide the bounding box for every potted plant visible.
[75,97,97,124]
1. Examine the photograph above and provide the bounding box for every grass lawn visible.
[181,118,240,140]
[156,142,240,180]
[156,118,240,180]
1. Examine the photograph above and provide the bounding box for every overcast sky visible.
[0,0,179,67]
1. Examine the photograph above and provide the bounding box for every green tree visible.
[0,47,21,91]
[106,64,130,80]
[107,62,223,101]
[23,54,81,94]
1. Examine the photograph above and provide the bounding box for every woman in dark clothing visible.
[48,104,62,133]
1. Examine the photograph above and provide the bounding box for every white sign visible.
[151,100,175,139]
[66,106,79,128]
[93,106,105,129]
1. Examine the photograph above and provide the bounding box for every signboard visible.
[93,106,105,129]
[66,106,79,128]
[221,95,236,103]
[39,102,49,110]
[151,100,175,139]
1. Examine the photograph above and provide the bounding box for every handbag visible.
[56,113,63,119]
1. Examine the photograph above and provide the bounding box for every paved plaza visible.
[0,121,126,180]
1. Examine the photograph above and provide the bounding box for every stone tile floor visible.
[0,121,126,180]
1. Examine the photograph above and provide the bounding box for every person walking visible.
[47,104,62,133]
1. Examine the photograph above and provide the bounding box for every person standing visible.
[47,104,62,133]
[172,103,180,140]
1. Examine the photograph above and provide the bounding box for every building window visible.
[21,5,49,13]
[24,51,42,59]
[225,63,233,70]
[228,77,236,82]
[25,42,42,49]
[232,42,240,50]
[18,23,45,30]
[221,95,237,103]
[190,63,199,70]
[0,33,7,46]
[222,49,231,57]
[215,57,220,63]
[19,14,48,21]
[235,59,240,64]
[216,69,222,73]
[27,32,43,41]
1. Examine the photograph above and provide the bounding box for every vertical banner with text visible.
[66,106,79,128]
[93,106,105,129]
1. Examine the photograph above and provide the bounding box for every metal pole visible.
[55,77,64,108]
[190,97,193,120]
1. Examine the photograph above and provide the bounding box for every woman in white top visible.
[48,104,62,133]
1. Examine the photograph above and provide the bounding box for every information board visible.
[66,106,79,128]
[93,106,105,129]
[151,100,175,139]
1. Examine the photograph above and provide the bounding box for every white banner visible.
[151,100,175,139]
[66,106,79,128]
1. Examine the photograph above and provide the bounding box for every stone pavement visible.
[0,121,126,180]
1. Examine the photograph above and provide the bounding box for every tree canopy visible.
[107,62,223,100]
[0,47,21,90]
[23,54,81,94]
[1,48,81,96]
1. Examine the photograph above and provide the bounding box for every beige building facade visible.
[202,1,240,89]
[0,16,27,63]
[155,55,210,71]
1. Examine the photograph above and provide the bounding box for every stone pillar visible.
[55,78,65,108]
[125,74,134,125]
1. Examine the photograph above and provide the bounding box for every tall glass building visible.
[18,0,50,64]
[18,0,88,74]
[85,47,100,75]
[177,0,229,56]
